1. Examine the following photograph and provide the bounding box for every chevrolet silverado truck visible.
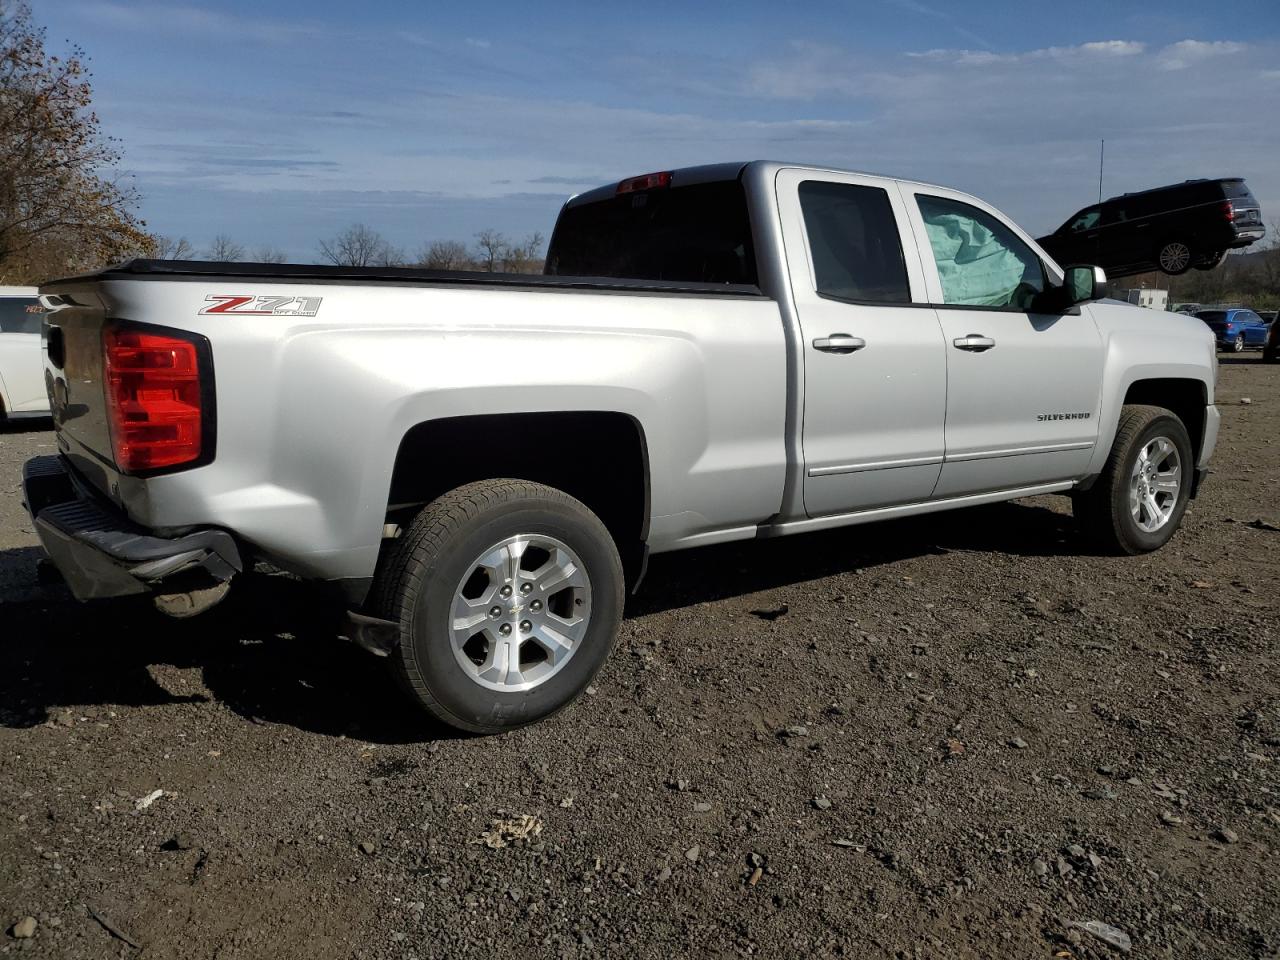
[24,161,1219,733]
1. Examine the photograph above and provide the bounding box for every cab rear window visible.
[0,298,43,334]
[545,180,757,285]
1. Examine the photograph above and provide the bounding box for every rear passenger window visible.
[798,181,911,304]
[0,298,43,334]
[916,195,1046,309]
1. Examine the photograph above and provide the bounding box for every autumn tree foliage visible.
[0,1,151,283]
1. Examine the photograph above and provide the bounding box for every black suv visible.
[1038,178,1265,279]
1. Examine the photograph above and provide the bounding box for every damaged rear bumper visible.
[22,455,242,602]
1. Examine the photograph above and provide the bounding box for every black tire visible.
[1232,333,1245,353]
[1157,239,1193,275]
[1264,347,1278,364]
[1195,249,1227,271]
[1073,405,1193,555]
[368,479,624,734]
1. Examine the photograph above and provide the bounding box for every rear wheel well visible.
[1122,378,1206,463]
[385,412,649,583]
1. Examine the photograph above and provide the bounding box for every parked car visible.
[0,285,49,419]
[1263,314,1280,363]
[1172,302,1203,315]
[1038,178,1265,279]
[1196,308,1271,352]
[25,161,1220,733]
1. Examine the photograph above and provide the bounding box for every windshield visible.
[545,180,757,285]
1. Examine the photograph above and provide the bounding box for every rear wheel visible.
[1157,240,1193,275]
[1074,405,1192,555]
[1232,333,1246,353]
[1195,249,1227,271]
[368,479,624,734]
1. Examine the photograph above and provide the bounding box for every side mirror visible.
[1063,264,1106,305]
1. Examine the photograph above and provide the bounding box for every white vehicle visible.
[0,286,49,419]
[26,161,1219,732]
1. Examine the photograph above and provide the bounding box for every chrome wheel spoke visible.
[528,622,576,667]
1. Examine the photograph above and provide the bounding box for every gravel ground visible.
[1,357,1277,960]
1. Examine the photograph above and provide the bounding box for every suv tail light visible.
[1222,200,1235,222]
[103,326,212,473]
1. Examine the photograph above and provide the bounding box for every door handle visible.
[812,334,866,354]
[953,334,996,352]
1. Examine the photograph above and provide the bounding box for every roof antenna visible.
[1098,139,1105,202]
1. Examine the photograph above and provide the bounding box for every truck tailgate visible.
[41,282,123,501]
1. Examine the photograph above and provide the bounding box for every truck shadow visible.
[0,498,1079,742]
[631,498,1077,616]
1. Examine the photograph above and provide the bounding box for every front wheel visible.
[1157,240,1193,275]
[368,479,624,734]
[1074,405,1193,555]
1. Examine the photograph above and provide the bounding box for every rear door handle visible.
[812,334,866,354]
[953,334,996,352]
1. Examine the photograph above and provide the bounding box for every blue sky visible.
[36,0,1280,261]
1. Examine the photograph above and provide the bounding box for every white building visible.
[1117,288,1169,311]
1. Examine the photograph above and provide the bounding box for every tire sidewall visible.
[402,498,623,731]
[1110,415,1193,552]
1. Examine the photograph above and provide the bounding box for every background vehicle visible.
[1172,302,1203,315]
[0,286,49,419]
[25,161,1220,733]
[1038,178,1265,279]
[1196,307,1271,352]
[1263,315,1280,362]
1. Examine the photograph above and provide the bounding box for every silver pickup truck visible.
[25,161,1219,732]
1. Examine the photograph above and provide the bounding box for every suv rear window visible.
[1222,180,1256,203]
[1197,311,1227,322]
[0,297,43,334]
[545,180,757,285]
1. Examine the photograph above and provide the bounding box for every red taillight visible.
[103,327,205,472]
[617,171,672,195]
[1222,200,1235,222]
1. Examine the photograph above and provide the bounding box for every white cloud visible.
[1157,39,1246,70]
[909,39,1145,66]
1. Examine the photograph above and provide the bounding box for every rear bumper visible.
[22,455,242,601]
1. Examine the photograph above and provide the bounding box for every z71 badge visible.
[200,295,322,317]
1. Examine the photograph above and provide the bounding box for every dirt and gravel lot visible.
[1,357,1277,960]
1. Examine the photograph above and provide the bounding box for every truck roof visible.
[565,160,960,209]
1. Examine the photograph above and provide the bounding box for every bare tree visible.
[473,229,508,272]
[415,239,471,270]
[502,231,545,274]
[154,235,194,260]
[205,234,245,261]
[374,243,406,268]
[319,223,392,267]
[0,2,152,283]
[253,245,288,264]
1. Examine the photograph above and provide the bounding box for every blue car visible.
[1196,308,1272,352]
